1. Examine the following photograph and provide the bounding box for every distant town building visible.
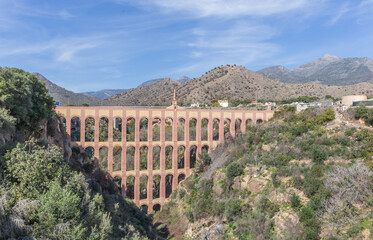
[352,98,373,107]
[218,100,229,107]
[190,103,200,108]
[342,95,367,106]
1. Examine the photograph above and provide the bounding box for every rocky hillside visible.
[104,65,373,106]
[104,77,181,106]
[155,107,373,240]
[33,73,100,105]
[81,89,126,100]
[258,54,373,85]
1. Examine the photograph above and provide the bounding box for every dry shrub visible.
[324,164,373,227]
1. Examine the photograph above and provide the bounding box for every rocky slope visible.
[104,77,181,106]
[155,108,373,240]
[81,89,126,100]
[258,54,373,85]
[33,73,100,105]
[104,65,373,106]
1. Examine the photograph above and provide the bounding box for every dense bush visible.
[0,68,54,134]
[226,162,244,180]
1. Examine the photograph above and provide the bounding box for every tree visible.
[5,139,71,199]
[0,68,54,134]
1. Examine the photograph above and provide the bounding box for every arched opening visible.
[153,204,161,212]
[178,174,186,183]
[140,118,148,141]
[235,119,242,136]
[113,176,122,192]
[246,119,253,130]
[189,118,197,141]
[113,146,122,171]
[224,119,231,138]
[177,118,185,141]
[190,145,197,168]
[177,146,185,169]
[202,145,209,153]
[153,146,161,170]
[165,118,173,141]
[70,117,81,142]
[113,117,122,142]
[99,117,109,142]
[153,175,161,199]
[99,146,108,170]
[140,205,148,213]
[126,176,135,199]
[201,118,208,141]
[126,146,135,171]
[213,119,220,141]
[140,146,148,170]
[165,174,173,198]
[165,146,173,170]
[126,118,135,142]
[140,175,148,200]
[85,117,95,142]
[256,119,263,124]
[152,118,161,141]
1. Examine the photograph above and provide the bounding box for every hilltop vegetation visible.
[156,107,373,239]
[0,68,159,239]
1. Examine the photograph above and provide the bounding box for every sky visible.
[1,0,373,92]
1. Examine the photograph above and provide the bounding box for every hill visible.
[104,77,181,106]
[81,89,126,100]
[155,107,373,240]
[33,73,100,105]
[258,54,373,85]
[104,65,373,106]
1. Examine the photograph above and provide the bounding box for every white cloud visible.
[123,0,311,17]
[329,2,350,25]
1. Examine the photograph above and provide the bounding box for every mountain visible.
[138,76,191,88]
[33,73,100,105]
[177,75,191,83]
[257,54,373,85]
[138,78,164,87]
[82,89,126,100]
[105,77,181,106]
[103,65,373,106]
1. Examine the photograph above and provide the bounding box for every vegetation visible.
[156,107,373,239]
[0,67,54,135]
[0,68,159,239]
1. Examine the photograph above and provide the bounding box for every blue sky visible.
[1,0,373,92]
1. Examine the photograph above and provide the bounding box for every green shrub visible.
[290,194,302,210]
[259,197,279,218]
[224,199,242,221]
[311,146,328,164]
[303,177,323,197]
[226,162,244,180]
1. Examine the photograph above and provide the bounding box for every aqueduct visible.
[56,99,273,213]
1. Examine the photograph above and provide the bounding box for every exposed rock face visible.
[273,209,302,239]
[38,116,71,160]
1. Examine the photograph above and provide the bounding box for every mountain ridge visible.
[33,73,100,105]
[257,54,373,85]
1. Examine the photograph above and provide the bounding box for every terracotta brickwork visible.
[56,105,274,212]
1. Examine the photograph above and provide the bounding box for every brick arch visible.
[56,105,274,212]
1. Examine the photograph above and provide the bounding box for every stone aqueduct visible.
[56,104,274,212]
